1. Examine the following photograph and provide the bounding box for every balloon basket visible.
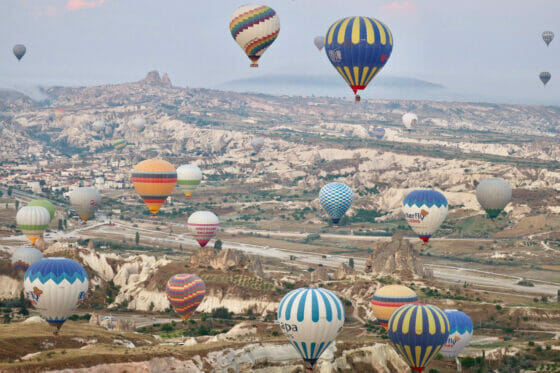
[250,63,259,68]
[355,95,361,102]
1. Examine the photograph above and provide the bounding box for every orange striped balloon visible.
[132,159,177,214]
[166,274,205,320]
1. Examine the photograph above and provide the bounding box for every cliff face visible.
[364,234,426,280]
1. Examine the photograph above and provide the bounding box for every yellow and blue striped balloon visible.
[325,16,393,101]
[388,304,450,373]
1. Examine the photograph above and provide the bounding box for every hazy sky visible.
[1,0,560,105]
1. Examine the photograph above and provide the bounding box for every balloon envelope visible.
[371,127,385,139]
[16,206,51,244]
[388,304,450,373]
[11,246,43,277]
[166,274,205,320]
[28,200,55,221]
[13,44,26,60]
[132,159,177,214]
[325,16,393,101]
[319,182,353,224]
[187,211,219,247]
[476,178,511,219]
[251,137,265,152]
[371,285,418,329]
[69,187,101,222]
[176,164,202,199]
[402,189,448,243]
[55,109,65,122]
[543,31,554,46]
[540,72,551,86]
[92,120,105,133]
[441,309,473,358]
[230,5,280,67]
[277,287,345,368]
[402,113,418,129]
[132,117,146,131]
[24,257,88,334]
[113,139,127,151]
[314,35,325,51]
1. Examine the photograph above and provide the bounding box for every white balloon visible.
[176,164,202,199]
[11,246,43,277]
[402,112,418,129]
[69,187,101,222]
[188,211,219,248]
[402,189,448,243]
[16,206,51,244]
[476,178,511,218]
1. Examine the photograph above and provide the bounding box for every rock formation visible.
[311,266,330,282]
[141,71,172,88]
[189,247,252,272]
[334,263,357,280]
[364,233,426,280]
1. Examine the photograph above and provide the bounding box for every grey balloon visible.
[13,44,26,61]
[542,31,554,46]
[251,137,265,152]
[476,178,512,219]
[540,71,551,86]
[314,36,326,51]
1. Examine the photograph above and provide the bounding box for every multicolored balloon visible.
[325,16,393,101]
[441,309,473,358]
[13,44,26,61]
[69,187,101,222]
[28,199,55,221]
[314,35,325,51]
[132,159,177,214]
[176,164,202,199]
[388,304,450,373]
[230,5,280,67]
[543,31,554,46]
[319,182,353,224]
[251,137,265,153]
[187,211,219,247]
[11,246,43,278]
[402,113,418,130]
[113,139,127,151]
[55,109,65,123]
[476,178,511,219]
[16,206,51,245]
[540,71,551,86]
[371,285,418,329]
[402,189,448,243]
[166,274,206,320]
[277,287,345,370]
[24,257,89,335]
[371,127,385,139]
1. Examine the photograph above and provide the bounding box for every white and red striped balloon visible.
[187,211,219,248]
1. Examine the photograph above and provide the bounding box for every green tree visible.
[15,200,19,210]
[7,187,12,197]
[349,258,354,269]
[135,231,140,245]
[58,219,63,231]
[214,239,222,250]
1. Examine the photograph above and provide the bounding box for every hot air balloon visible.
[92,120,105,133]
[132,117,146,131]
[277,287,345,371]
[476,178,511,219]
[166,274,205,320]
[402,189,448,243]
[188,211,219,247]
[13,44,26,61]
[24,257,88,335]
[543,31,554,46]
[28,200,55,221]
[69,187,101,222]
[16,206,51,245]
[132,159,177,215]
[319,182,353,224]
[402,113,418,130]
[388,304,450,373]
[230,5,280,67]
[540,72,551,86]
[55,109,65,122]
[325,16,393,101]
[371,285,418,330]
[113,139,127,151]
[176,164,202,199]
[314,35,326,51]
[441,309,473,359]
[251,137,265,153]
[371,127,385,140]
[11,246,43,278]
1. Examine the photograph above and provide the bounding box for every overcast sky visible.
[1,0,559,104]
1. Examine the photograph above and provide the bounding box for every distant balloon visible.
[371,127,385,140]
[402,189,448,243]
[388,304,450,373]
[13,44,26,61]
[476,178,511,219]
[132,117,146,131]
[24,257,88,335]
[540,72,551,86]
[188,211,219,248]
[441,309,473,358]
[319,182,353,224]
[11,246,43,278]
[55,109,65,122]
[132,159,177,215]
[325,16,393,101]
[28,200,55,221]
[402,113,418,130]
[166,274,205,320]
[314,35,326,51]
[277,287,345,370]
[251,137,265,152]
[542,31,554,46]
[113,139,127,151]
[92,120,105,133]
[69,187,101,222]
[176,164,202,199]
[16,206,51,245]
[371,285,418,330]
[230,4,280,67]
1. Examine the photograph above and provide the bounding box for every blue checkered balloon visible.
[319,182,353,224]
